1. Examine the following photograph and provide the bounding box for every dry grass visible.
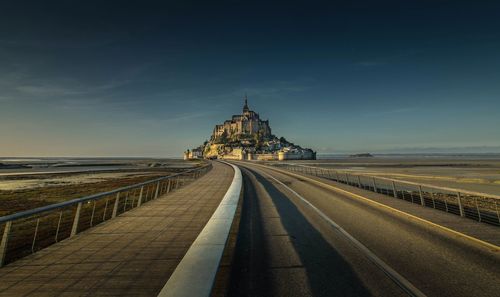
[0,169,183,216]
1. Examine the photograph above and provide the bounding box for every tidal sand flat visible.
[0,158,202,216]
[294,154,500,196]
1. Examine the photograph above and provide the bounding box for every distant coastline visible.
[317,153,500,160]
[0,157,191,176]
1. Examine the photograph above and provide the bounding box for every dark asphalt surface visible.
[227,162,500,297]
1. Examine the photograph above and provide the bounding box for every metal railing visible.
[0,163,212,267]
[268,163,500,227]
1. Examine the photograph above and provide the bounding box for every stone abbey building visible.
[185,96,315,161]
[212,97,272,143]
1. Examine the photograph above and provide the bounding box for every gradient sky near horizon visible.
[1,0,500,157]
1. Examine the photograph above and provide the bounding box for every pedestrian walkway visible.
[0,162,234,297]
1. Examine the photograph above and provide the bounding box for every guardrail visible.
[0,163,212,267]
[268,163,500,227]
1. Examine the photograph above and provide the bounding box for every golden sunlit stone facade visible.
[211,97,271,143]
[185,96,316,160]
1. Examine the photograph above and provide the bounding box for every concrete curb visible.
[157,161,242,297]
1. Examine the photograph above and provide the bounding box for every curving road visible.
[227,162,500,297]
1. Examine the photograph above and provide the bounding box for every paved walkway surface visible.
[0,162,234,297]
[270,165,500,247]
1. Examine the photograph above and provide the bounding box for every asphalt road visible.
[227,162,500,297]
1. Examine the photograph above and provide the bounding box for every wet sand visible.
[0,158,202,215]
[288,157,500,196]
[0,171,169,191]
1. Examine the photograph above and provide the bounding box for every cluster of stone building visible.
[184,97,316,161]
[213,147,316,161]
[212,98,272,142]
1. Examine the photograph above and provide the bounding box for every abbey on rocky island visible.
[185,96,316,161]
[212,97,271,144]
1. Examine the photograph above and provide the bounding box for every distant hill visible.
[349,153,374,158]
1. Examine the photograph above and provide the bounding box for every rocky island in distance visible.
[184,96,316,161]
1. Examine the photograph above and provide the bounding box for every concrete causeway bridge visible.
[0,161,499,297]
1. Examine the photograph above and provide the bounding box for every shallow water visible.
[0,171,159,191]
[0,158,198,191]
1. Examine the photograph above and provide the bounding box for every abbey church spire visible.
[243,93,249,113]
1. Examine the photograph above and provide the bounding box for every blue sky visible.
[1,0,499,157]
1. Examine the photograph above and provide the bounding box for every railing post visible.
[418,186,425,206]
[112,192,120,218]
[430,191,436,209]
[71,202,83,237]
[336,171,340,182]
[392,181,398,198]
[103,198,109,220]
[0,221,12,267]
[457,192,465,217]
[372,177,377,192]
[90,201,96,226]
[474,197,481,222]
[345,173,349,185]
[137,186,144,207]
[166,180,171,193]
[123,192,129,212]
[357,176,362,188]
[32,218,40,253]
[55,211,63,242]
[154,182,160,199]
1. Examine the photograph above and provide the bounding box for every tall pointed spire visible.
[243,93,249,113]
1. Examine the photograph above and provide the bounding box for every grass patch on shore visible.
[0,169,182,216]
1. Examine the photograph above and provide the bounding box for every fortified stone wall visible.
[255,153,278,161]
[278,151,316,160]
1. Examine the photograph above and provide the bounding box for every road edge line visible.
[157,161,242,297]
